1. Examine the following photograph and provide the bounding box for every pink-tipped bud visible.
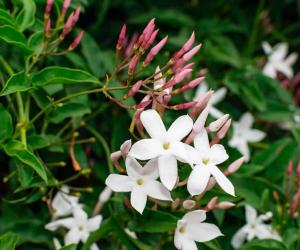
[216,201,235,210]
[210,118,232,145]
[127,80,143,97]
[45,0,53,17]
[142,23,155,47]
[143,36,168,66]
[69,31,84,50]
[287,160,294,176]
[117,24,127,50]
[137,99,152,109]
[173,76,204,94]
[224,157,244,176]
[189,90,213,117]
[61,12,74,38]
[72,7,81,25]
[181,63,195,71]
[174,68,192,83]
[125,33,138,56]
[99,186,112,204]
[172,101,197,110]
[206,196,218,211]
[182,200,196,210]
[183,44,202,62]
[128,55,140,75]
[120,139,132,159]
[44,19,51,38]
[61,0,71,17]
[173,32,195,60]
[143,29,159,50]
[208,114,230,132]
[142,18,155,36]
[110,151,125,173]
[193,106,209,133]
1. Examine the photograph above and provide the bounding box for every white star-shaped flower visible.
[262,41,298,79]
[187,129,234,196]
[174,210,223,250]
[231,205,281,249]
[105,156,172,214]
[194,81,227,119]
[229,113,265,162]
[129,109,193,190]
[45,207,102,250]
[52,185,81,218]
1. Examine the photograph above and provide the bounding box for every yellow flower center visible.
[79,226,84,231]
[136,179,144,185]
[163,142,170,150]
[179,226,186,234]
[202,158,210,165]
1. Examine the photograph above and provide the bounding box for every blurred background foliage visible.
[0,0,300,249]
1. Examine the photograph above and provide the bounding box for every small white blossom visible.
[194,81,227,119]
[231,205,281,249]
[174,210,223,250]
[45,207,102,250]
[129,109,193,190]
[105,156,172,214]
[52,185,81,218]
[262,41,298,79]
[187,129,235,196]
[229,113,265,161]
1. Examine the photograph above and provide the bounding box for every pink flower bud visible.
[45,0,53,17]
[142,18,155,36]
[193,106,209,133]
[224,157,244,176]
[182,200,196,210]
[297,161,300,177]
[210,118,232,145]
[189,90,213,117]
[208,114,229,132]
[174,68,192,83]
[173,76,204,94]
[137,99,152,109]
[120,139,132,159]
[127,80,144,97]
[72,7,81,25]
[172,101,197,110]
[69,31,84,50]
[172,59,185,72]
[143,36,168,65]
[182,44,202,61]
[99,187,112,204]
[61,12,74,38]
[110,151,125,173]
[173,32,195,60]
[287,160,294,176]
[44,19,51,38]
[143,29,159,50]
[117,24,127,49]
[128,55,140,75]
[142,23,155,47]
[125,33,138,56]
[61,0,71,17]
[216,201,235,210]
[206,196,218,211]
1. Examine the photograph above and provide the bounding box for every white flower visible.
[154,66,169,94]
[45,207,102,250]
[174,210,223,250]
[229,113,265,162]
[187,129,234,196]
[262,41,298,79]
[52,185,81,218]
[231,205,281,249]
[129,109,193,190]
[105,156,172,214]
[194,81,227,119]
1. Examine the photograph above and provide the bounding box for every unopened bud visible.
[61,0,71,18]
[206,196,218,211]
[224,156,244,176]
[128,55,140,75]
[182,200,196,210]
[287,160,294,176]
[173,101,197,110]
[189,90,213,117]
[208,114,229,132]
[45,0,53,18]
[143,29,159,50]
[127,80,144,97]
[116,24,126,50]
[69,31,84,50]
[120,139,132,159]
[182,44,202,62]
[173,32,195,60]
[216,201,235,210]
[173,76,204,94]
[143,36,168,65]
[61,12,74,38]
[193,106,209,133]
[44,19,51,38]
[72,7,81,25]
[99,186,113,204]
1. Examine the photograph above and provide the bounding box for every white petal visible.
[183,210,206,224]
[285,52,298,67]
[262,41,272,54]
[105,174,133,192]
[73,207,88,225]
[194,82,208,100]
[145,180,172,201]
[129,139,162,160]
[194,129,210,151]
[185,144,201,164]
[231,227,247,249]
[141,158,159,180]
[270,43,288,61]
[166,115,193,141]
[209,165,235,196]
[275,62,293,79]
[244,129,265,143]
[209,106,225,119]
[45,218,75,231]
[174,230,183,249]
[263,63,276,78]
[209,144,229,165]
[64,228,81,245]
[171,141,190,163]
[130,186,147,214]
[158,155,178,190]
[87,215,102,232]
[140,109,166,139]
[255,225,277,240]
[52,192,78,217]
[211,87,227,105]
[90,244,100,250]
[187,165,211,196]
[181,238,198,250]
[239,113,254,128]
[245,205,257,224]
[235,140,250,162]
[186,222,223,242]
[125,156,143,178]
[154,66,166,89]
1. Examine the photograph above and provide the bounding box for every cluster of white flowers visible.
[45,186,112,250]
[106,107,243,249]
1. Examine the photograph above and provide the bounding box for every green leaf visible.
[0,71,31,96]
[49,102,91,123]
[0,9,15,26]
[31,66,100,87]
[28,31,44,55]
[0,232,19,250]
[240,239,287,250]
[0,103,13,143]
[27,134,60,150]
[3,140,48,183]
[16,161,34,187]
[16,0,36,31]
[59,244,77,250]
[0,25,32,54]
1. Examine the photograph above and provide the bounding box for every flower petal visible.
[181,238,198,250]
[105,174,133,192]
[231,227,247,249]
[140,109,166,139]
[186,222,223,242]
[158,155,178,190]
[87,215,102,232]
[141,158,159,180]
[166,115,193,141]
[270,43,288,61]
[183,210,206,224]
[145,180,172,201]
[129,139,162,160]
[45,218,75,231]
[209,106,225,119]
[187,165,211,196]
[245,205,257,224]
[64,228,81,245]
[73,207,88,225]
[209,144,229,165]
[125,156,143,178]
[263,63,276,78]
[90,244,100,250]
[130,186,147,214]
[239,113,254,128]
[194,129,210,151]
[211,87,227,105]
[194,82,208,100]
[209,165,235,196]
[171,141,190,164]
[244,129,265,143]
